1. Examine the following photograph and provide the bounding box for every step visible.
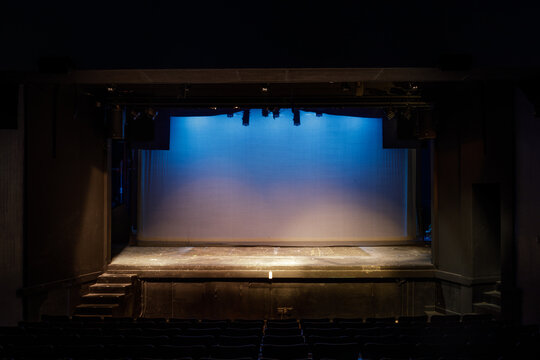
[96,273,137,284]
[89,283,132,294]
[484,290,501,306]
[74,304,120,316]
[473,302,501,315]
[81,293,126,304]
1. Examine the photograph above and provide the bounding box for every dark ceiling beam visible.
[2,67,472,84]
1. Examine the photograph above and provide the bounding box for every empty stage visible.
[108,245,434,279]
[107,245,436,319]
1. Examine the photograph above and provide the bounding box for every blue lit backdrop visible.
[139,110,411,244]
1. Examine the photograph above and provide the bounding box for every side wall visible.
[434,82,513,315]
[515,88,540,324]
[0,86,24,325]
[23,84,107,320]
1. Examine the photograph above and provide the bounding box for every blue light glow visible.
[139,110,410,244]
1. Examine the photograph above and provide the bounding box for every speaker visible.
[125,108,170,150]
[383,108,435,148]
[107,105,124,139]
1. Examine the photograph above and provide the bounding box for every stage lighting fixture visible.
[386,108,396,120]
[272,108,280,119]
[262,108,269,117]
[227,112,234,118]
[316,111,323,117]
[242,109,250,126]
[144,107,158,121]
[293,109,300,126]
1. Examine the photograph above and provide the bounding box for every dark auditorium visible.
[1,3,539,359]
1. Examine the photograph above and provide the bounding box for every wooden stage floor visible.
[108,245,434,279]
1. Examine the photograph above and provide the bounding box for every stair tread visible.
[473,302,501,310]
[76,304,120,308]
[83,293,126,297]
[90,283,132,287]
[99,273,138,277]
[484,290,501,297]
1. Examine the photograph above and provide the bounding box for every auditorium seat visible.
[56,344,106,358]
[210,344,259,359]
[266,320,299,328]
[34,333,80,345]
[312,342,360,360]
[302,327,345,337]
[261,343,310,359]
[228,320,264,328]
[301,321,337,329]
[157,344,208,359]
[0,333,36,346]
[106,327,142,336]
[223,327,263,337]
[361,342,416,360]
[338,321,376,329]
[306,335,352,346]
[218,334,260,346]
[168,318,199,327]
[365,317,397,324]
[300,318,331,325]
[342,326,383,337]
[123,334,170,345]
[184,327,223,336]
[8,344,55,359]
[355,334,397,345]
[333,318,364,324]
[195,320,229,329]
[171,334,217,346]
[264,327,302,336]
[396,315,428,324]
[109,343,157,358]
[263,335,305,345]
[142,326,181,336]
[78,334,124,345]
[461,313,494,323]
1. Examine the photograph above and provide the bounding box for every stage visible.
[100,245,437,319]
[108,245,434,279]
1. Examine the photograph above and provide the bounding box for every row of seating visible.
[37,314,493,325]
[0,315,538,359]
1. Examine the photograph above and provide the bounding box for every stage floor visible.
[108,245,434,279]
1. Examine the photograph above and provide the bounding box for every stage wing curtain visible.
[138,110,411,245]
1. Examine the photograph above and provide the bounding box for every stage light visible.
[268,271,273,280]
[272,108,280,119]
[242,109,250,126]
[316,111,323,117]
[227,111,234,118]
[293,109,300,126]
[386,108,396,120]
[262,108,269,117]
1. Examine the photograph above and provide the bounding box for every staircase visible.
[74,273,139,318]
[473,281,501,320]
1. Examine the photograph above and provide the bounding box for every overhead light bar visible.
[242,109,250,126]
[293,109,300,126]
